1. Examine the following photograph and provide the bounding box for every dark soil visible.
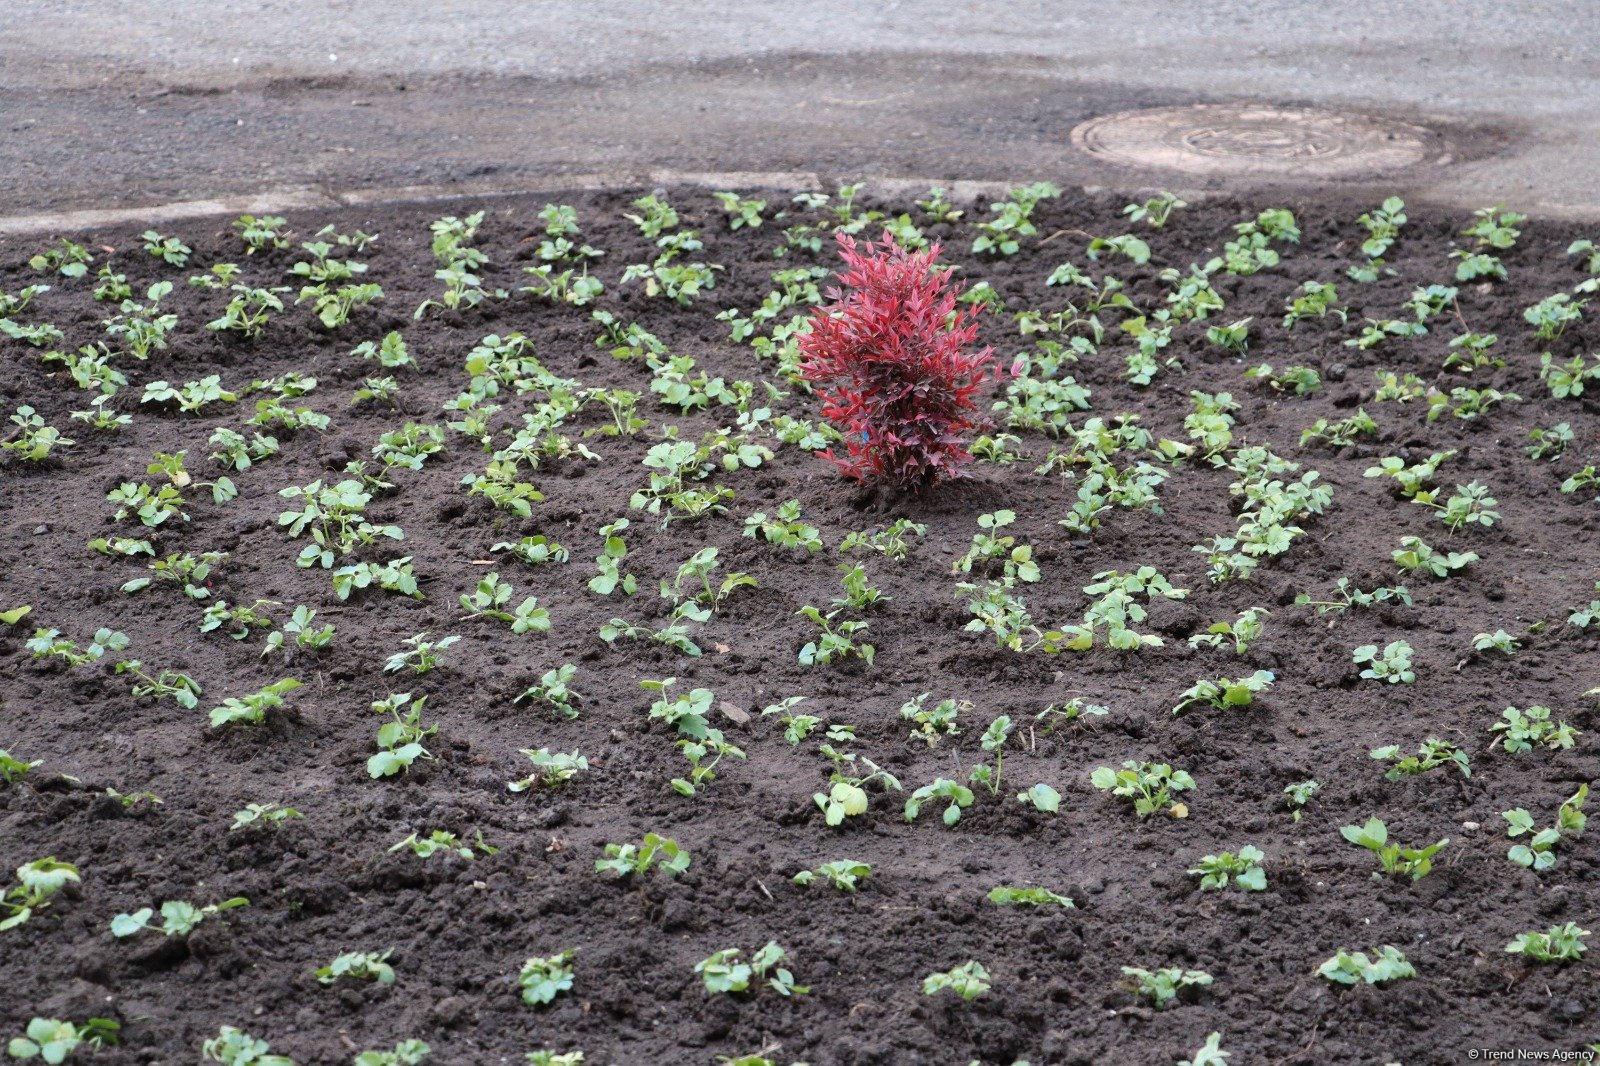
[1,186,1597,1066]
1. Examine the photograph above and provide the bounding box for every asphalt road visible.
[3,1,1599,219]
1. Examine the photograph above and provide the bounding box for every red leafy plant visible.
[799,231,997,492]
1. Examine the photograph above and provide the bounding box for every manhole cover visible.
[1071,104,1440,179]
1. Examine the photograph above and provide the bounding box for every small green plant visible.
[1491,706,1579,753]
[1172,670,1275,714]
[1349,197,1407,280]
[515,665,582,719]
[353,1039,431,1066]
[1353,640,1415,683]
[1318,946,1414,986]
[1035,698,1109,733]
[904,778,975,826]
[1471,629,1519,655]
[111,897,249,939]
[1123,191,1186,228]
[278,478,402,569]
[332,558,423,601]
[26,627,128,667]
[1435,482,1499,530]
[672,729,747,797]
[595,833,690,879]
[1369,739,1469,780]
[695,942,808,996]
[229,802,302,832]
[389,830,492,861]
[1186,607,1268,654]
[1503,784,1587,871]
[1427,385,1519,422]
[952,510,1038,584]
[7,1017,120,1062]
[518,951,577,1006]
[201,1027,293,1066]
[793,860,872,892]
[317,950,396,986]
[1340,817,1447,881]
[526,1052,584,1066]
[796,606,874,666]
[1505,922,1589,963]
[1091,761,1194,819]
[743,499,822,552]
[1188,846,1266,891]
[813,747,901,825]
[141,229,192,266]
[922,960,990,1001]
[207,678,302,729]
[840,518,926,561]
[987,885,1073,908]
[107,480,187,527]
[1392,536,1477,578]
[1122,966,1212,1009]
[384,633,460,674]
[1300,409,1377,447]
[1,857,81,931]
[3,407,73,461]
[899,692,967,746]
[494,535,569,567]
[973,182,1058,256]
[1527,422,1573,460]
[0,749,42,786]
[713,191,766,230]
[967,715,1014,795]
[367,692,437,779]
[1178,1032,1231,1066]
[459,573,549,635]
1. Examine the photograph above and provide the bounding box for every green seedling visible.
[516,665,582,719]
[1122,966,1212,1009]
[1172,670,1275,713]
[367,692,436,778]
[1369,738,1470,780]
[1091,761,1194,819]
[7,1017,120,1062]
[1,858,81,931]
[695,942,807,996]
[202,1027,293,1066]
[384,633,459,674]
[595,833,690,879]
[793,860,872,892]
[1353,641,1414,683]
[111,897,249,939]
[905,778,974,827]
[1317,946,1414,986]
[317,950,395,986]
[987,885,1073,907]
[1491,706,1579,754]
[922,961,990,1001]
[208,678,302,728]
[1340,817,1447,881]
[1188,846,1266,891]
[229,803,302,832]
[1505,922,1589,964]
[1503,784,1587,871]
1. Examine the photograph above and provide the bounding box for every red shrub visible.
[799,231,996,492]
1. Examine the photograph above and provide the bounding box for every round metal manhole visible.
[1071,104,1441,179]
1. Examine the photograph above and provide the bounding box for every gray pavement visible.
[3,1,1599,220]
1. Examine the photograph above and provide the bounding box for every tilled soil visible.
[0,186,1597,1065]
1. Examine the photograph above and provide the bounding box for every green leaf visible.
[1018,783,1061,812]
[110,909,153,937]
[0,605,31,625]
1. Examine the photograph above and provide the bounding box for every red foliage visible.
[798,231,996,492]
